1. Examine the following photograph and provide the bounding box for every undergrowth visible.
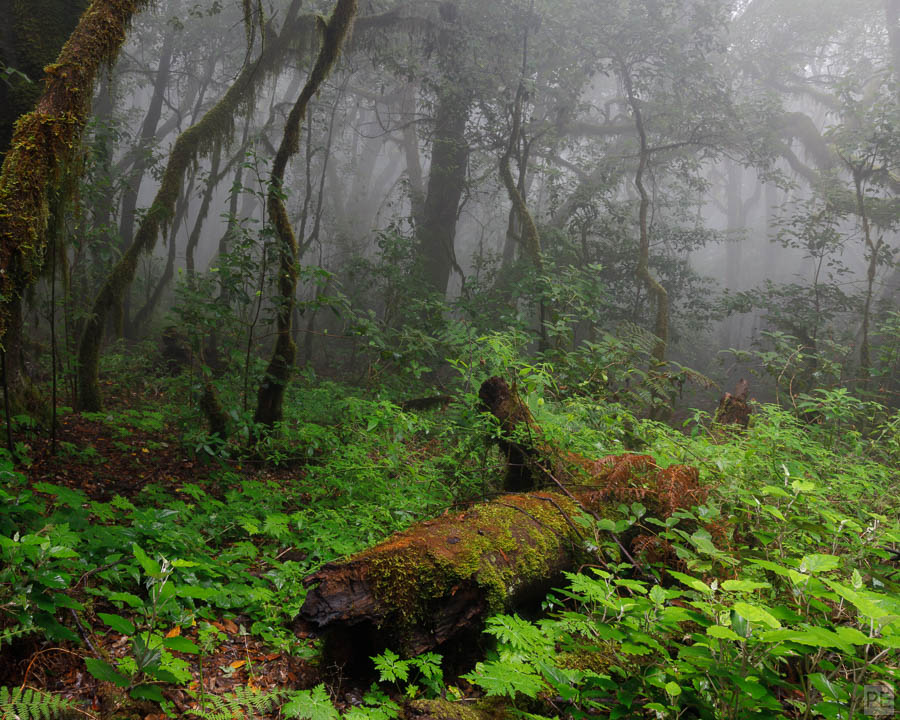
[1,346,898,718]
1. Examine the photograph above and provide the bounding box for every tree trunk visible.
[416,83,471,295]
[76,0,310,411]
[0,0,149,346]
[622,67,667,363]
[253,0,358,428]
[117,28,175,255]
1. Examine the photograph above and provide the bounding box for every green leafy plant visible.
[0,686,80,720]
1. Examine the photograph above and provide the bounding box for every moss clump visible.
[407,698,502,720]
[363,491,586,636]
[556,643,618,674]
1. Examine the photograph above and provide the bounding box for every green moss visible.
[408,699,496,720]
[364,492,587,631]
[556,643,618,674]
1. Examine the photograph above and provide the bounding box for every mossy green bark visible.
[0,0,148,346]
[0,0,90,153]
[253,0,358,428]
[299,489,598,657]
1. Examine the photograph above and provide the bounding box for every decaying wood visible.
[296,377,706,663]
[714,378,751,427]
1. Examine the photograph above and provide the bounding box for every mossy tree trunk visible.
[0,0,149,347]
[252,0,358,429]
[0,0,91,153]
[75,0,311,411]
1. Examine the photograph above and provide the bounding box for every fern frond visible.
[671,362,719,391]
[0,686,81,720]
[616,321,661,357]
[186,685,284,720]
[0,623,37,651]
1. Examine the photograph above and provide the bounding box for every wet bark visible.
[253,0,358,428]
[0,0,150,345]
[416,83,471,295]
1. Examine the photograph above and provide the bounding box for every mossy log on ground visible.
[298,487,588,661]
[297,378,705,663]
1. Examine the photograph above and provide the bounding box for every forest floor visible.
[2,364,899,720]
[8,408,324,718]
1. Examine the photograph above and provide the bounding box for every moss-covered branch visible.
[0,0,149,344]
[253,0,357,428]
[76,1,309,410]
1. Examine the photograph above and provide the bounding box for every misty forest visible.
[0,0,899,717]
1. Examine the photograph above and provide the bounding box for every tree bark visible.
[117,27,175,255]
[297,376,705,663]
[622,65,667,363]
[416,83,471,295]
[76,0,309,411]
[253,0,358,428]
[0,0,149,345]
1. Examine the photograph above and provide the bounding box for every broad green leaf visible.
[800,554,841,574]
[668,570,712,594]
[163,636,199,654]
[722,580,771,593]
[665,681,681,697]
[732,602,781,629]
[707,625,741,642]
[808,673,847,702]
[84,657,130,687]
[130,684,165,702]
[98,613,135,636]
[132,543,162,579]
[761,485,790,498]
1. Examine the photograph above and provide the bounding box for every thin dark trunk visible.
[401,83,425,227]
[623,65,667,363]
[127,169,196,337]
[855,170,881,381]
[253,0,358,429]
[186,148,222,281]
[118,29,176,253]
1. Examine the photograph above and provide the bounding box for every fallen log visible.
[296,377,705,664]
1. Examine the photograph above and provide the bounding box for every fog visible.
[2,0,897,416]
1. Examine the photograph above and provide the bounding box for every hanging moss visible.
[76,1,340,411]
[0,0,149,346]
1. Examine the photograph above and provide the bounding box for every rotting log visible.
[297,378,706,664]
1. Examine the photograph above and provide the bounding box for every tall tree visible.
[253,0,358,428]
[0,0,150,345]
